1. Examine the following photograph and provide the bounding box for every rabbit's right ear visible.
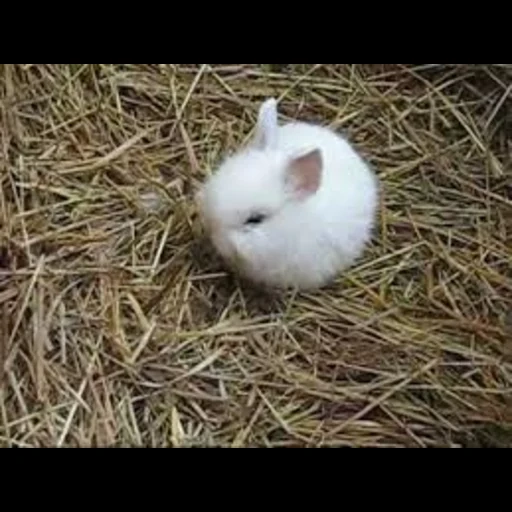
[285,148,323,201]
[252,98,278,150]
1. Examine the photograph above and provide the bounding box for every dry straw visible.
[0,64,511,447]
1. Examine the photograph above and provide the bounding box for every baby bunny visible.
[197,98,379,290]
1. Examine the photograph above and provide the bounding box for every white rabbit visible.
[197,98,379,290]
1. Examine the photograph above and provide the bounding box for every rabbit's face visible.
[197,147,323,285]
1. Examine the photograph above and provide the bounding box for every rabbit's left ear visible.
[252,98,279,150]
[285,148,323,200]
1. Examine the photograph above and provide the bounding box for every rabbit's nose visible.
[212,233,239,263]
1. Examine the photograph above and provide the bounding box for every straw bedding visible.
[0,64,511,447]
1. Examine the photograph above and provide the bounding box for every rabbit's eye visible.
[245,213,266,225]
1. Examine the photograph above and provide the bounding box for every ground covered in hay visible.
[0,64,511,447]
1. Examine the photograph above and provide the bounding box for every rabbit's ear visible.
[252,98,278,150]
[285,148,323,200]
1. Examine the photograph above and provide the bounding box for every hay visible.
[0,64,511,447]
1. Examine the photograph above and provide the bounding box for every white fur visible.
[197,98,379,290]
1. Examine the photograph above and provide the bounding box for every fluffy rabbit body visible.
[197,98,379,290]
